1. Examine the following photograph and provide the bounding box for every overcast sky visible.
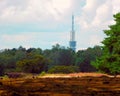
[0,0,120,50]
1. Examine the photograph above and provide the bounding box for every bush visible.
[40,71,46,76]
[48,65,79,74]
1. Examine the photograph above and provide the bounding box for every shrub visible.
[48,65,79,74]
[40,71,46,76]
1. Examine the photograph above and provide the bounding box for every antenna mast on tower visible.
[69,14,76,51]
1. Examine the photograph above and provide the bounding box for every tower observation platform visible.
[69,15,76,51]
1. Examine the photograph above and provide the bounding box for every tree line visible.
[0,44,103,76]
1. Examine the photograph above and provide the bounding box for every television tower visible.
[69,15,76,51]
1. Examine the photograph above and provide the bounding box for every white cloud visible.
[82,0,105,22]
[78,0,120,31]
[0,0,72,23]
[75,0,120,50]
[91,1,113,30]
[52,0,71,12]
[112,0,120,14]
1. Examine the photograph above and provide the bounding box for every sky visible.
[0,0,120,51]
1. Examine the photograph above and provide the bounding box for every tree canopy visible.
[0,44,103,75]
[92,13,120,75]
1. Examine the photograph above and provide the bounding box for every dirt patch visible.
[68,73,110,77]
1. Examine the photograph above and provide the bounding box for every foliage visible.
[43,44,76,68]
[76,46,103,72]
[0,44,103,75]
[92,13,120,75]
[40,71,46,76]
[48,65,79,74]
[16,55,49,73]
[0,63,4,76]
[0,46,46,75]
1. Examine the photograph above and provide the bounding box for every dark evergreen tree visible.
[92,13,120,75]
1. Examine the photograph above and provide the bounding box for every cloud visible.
[112,0,120,14]
[75,0,120,50]
[77,0,120,32]
[0,0,120,50]
[0,0,72,24]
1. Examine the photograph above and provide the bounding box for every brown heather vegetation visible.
[0,73,120,96]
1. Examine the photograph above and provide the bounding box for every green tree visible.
[76,46,103,72]
[43,44,75,68]
[27,48,42,55]
[0,49,18,72]
[57,48,75,66]
[16,55,49,73]
[92,13,120,75]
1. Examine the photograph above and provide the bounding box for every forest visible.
[0,44,103,76]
